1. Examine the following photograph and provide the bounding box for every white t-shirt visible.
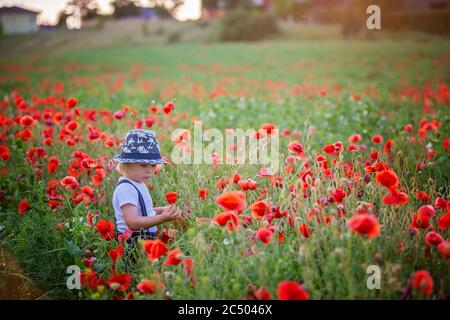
[112,176,157,233]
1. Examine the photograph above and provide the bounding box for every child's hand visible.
[160,204,182,222]
[180,209,190,220]
[156,205,172,215]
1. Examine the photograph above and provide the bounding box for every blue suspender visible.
[115,179,148,217]
[115,179,157,240]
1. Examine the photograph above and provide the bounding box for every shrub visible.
[217,9,279,42]
[383,9,450,35]
[167,30,181,44]
[141,22,150,36]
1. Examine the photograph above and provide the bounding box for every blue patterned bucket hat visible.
[113,129,166,165]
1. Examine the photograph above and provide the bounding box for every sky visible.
[0,0,202,25]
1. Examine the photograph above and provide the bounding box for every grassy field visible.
[0,22,449,299]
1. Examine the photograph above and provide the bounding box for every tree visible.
[66,0,98,22]
[342,0,406,37]
[65,0,186,25]
[203,0,220,10]
[113,0,140,19]
[273,0,294,19]
[151,0,185,19]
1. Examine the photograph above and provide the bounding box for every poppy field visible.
[0,38,449,300]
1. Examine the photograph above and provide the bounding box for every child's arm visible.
[121,204,181,231]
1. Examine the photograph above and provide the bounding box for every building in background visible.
[140,7,157,20]
[0,6,40,34]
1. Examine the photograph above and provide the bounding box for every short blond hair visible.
[116,162,134,175]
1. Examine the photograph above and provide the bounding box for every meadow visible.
[0,24,449,299]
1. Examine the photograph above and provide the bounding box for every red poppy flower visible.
[143,240,169,261]
[16,127,33,142]
[163,101,175,114]
[382,190,409,206]
[145,116,157,128]
[25,147,46,165]
[96,219,115,241]
[437,212,450,230]
[80,268,102,290]
[434,197,447,210]
[113,110,126,119]
[260,123,277,135]
[403,124,413,132]
[66,97,77,109]
[323,144,338,156]
[369,150,379,161]
[437,241,450,259]
[47,156,59,174]
[213,211,240,232]
[91,168,105,186]
[163,248,183,266]
[410,214,430,229]
[254,287,272,300]
[108,274,131,291]
[149,105,159,114]
[81,185,95,197]
[347,214,380,238]
[198,188,208,200]
[288,140,304,155]
[137,280,158,295]
[238,179,258,191]
[251,200,268,219]
[48,200,61,209]
[331,188,346,203]
[348,134,361,144]
[417,205,435,217]
[347,144,359,152]
[109,245,124,264]
[425,231,444,246]
[297,223,311,238]
[443,138,450,152]
[65,120,79,132]
[242,216,253,226]
[277,281,309,300]
[118,228,132,242]
[215,191,246,212]
[416,191,431,203]
[355,202,377,216]
[231,173,241,184]
[383,139,394,154]
[159,228,177,243]
[19,115,35,127]
[165,192,178,204]
[375,170,399,189]
[371,135,383,144]
[411,270,433,296]
[215,177,230,190]
[369,161,389,173]
[18,199,30,215]
[183,257,194,280]
[256,227,273,245]
[0,145,10,161]
[60,176,79,190]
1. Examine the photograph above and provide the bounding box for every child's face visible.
[126,163,159,183]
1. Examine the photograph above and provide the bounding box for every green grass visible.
[0,30,449,299]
